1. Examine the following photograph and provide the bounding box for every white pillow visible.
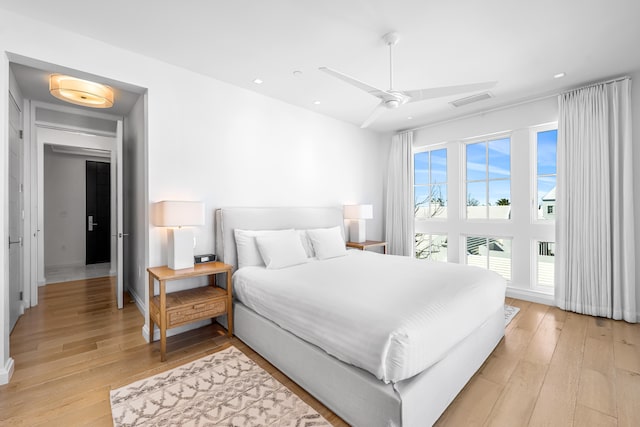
[297,230,315,258]
[306,226,347,260]
[234,229,294,269]
[255,231,309,269]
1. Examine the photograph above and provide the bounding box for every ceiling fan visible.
[319,32,496,128]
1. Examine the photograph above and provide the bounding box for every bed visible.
[215,207,506,427]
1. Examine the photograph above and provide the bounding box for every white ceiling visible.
[2,0,640,132]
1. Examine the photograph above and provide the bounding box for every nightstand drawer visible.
[168,299,226,326]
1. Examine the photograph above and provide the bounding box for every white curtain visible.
[555,78,636,322]
[385,131,414,256]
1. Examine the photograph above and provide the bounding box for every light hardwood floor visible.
[1,278,638,426]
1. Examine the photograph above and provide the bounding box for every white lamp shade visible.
[153,201,205,227]
[343,204,373,219]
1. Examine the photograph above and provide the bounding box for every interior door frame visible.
[29,100,124,308]
[8,91,23,332]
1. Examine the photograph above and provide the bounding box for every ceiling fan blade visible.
[319,67,390,98]
[404,81,497,102]
[360,103,386,129]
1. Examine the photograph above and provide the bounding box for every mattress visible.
[233,250,506,383]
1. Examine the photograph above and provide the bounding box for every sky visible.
[537,129,557,206]
[414,130,557,215]
[466,137,510,208]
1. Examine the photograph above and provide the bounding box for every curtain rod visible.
[401,75,631,134]
[561,75,630,95]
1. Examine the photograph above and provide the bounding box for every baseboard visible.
[44,261,85,268]
[127,287,146,316]
[506,286,554,306]
[141,319,213,343]
[0,357,15,385]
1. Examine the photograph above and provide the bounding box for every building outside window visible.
[466,236,512,280]
[537,241,555,289]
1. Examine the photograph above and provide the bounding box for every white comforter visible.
[233,251,506,383]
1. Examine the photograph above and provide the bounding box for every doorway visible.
[39,128,122,309]
[3,58,148,386]
[86,160,111,265]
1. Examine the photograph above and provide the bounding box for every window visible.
[465,137,511,219]
[536,241,555,288]
[536,129,557,221]
[414,148,447,219]
[466,236,512,280]
[415,233,448,261]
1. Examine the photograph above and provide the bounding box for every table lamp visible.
[153,201,205,270]
[343,204,373,243]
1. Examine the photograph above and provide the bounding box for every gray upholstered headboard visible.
[215,207,344,270]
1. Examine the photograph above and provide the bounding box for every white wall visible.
[43,146,109,268]
[0,8,388,380]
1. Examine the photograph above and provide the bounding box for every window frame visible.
[530,123,558,224]
[413,145,448,221]
[462,133,512,222]
[531,239,555,294]
[415,232,448,261]
[463,234,513,282]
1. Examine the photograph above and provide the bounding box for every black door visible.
[86,161,111,264]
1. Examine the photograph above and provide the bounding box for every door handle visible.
[9,237,22,247]
[88,215,98,231]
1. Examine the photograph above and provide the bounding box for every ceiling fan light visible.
[49,74,114,108]
[385,99,400,109]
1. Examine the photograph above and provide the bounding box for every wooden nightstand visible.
[147,262,233,361]
[346,240,388,254]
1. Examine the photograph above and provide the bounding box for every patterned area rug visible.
[505,304,520,325]
[110,346,330,426]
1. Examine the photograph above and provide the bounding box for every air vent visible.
[450,92,493,108]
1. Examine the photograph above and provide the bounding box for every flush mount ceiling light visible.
[49,74,114,108]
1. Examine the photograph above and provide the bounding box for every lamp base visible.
[167,228,194,270]
[349,219,366,243]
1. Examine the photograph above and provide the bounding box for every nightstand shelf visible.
[346,240,388,254]
[147,262,233,361]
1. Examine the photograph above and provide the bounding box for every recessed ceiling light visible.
[253,78,263,84]
[293,70,303,76]
[313,100,321,105]
[407,116,413,120]
[554,72,566,79]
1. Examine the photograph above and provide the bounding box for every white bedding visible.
[233,250,506,383]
